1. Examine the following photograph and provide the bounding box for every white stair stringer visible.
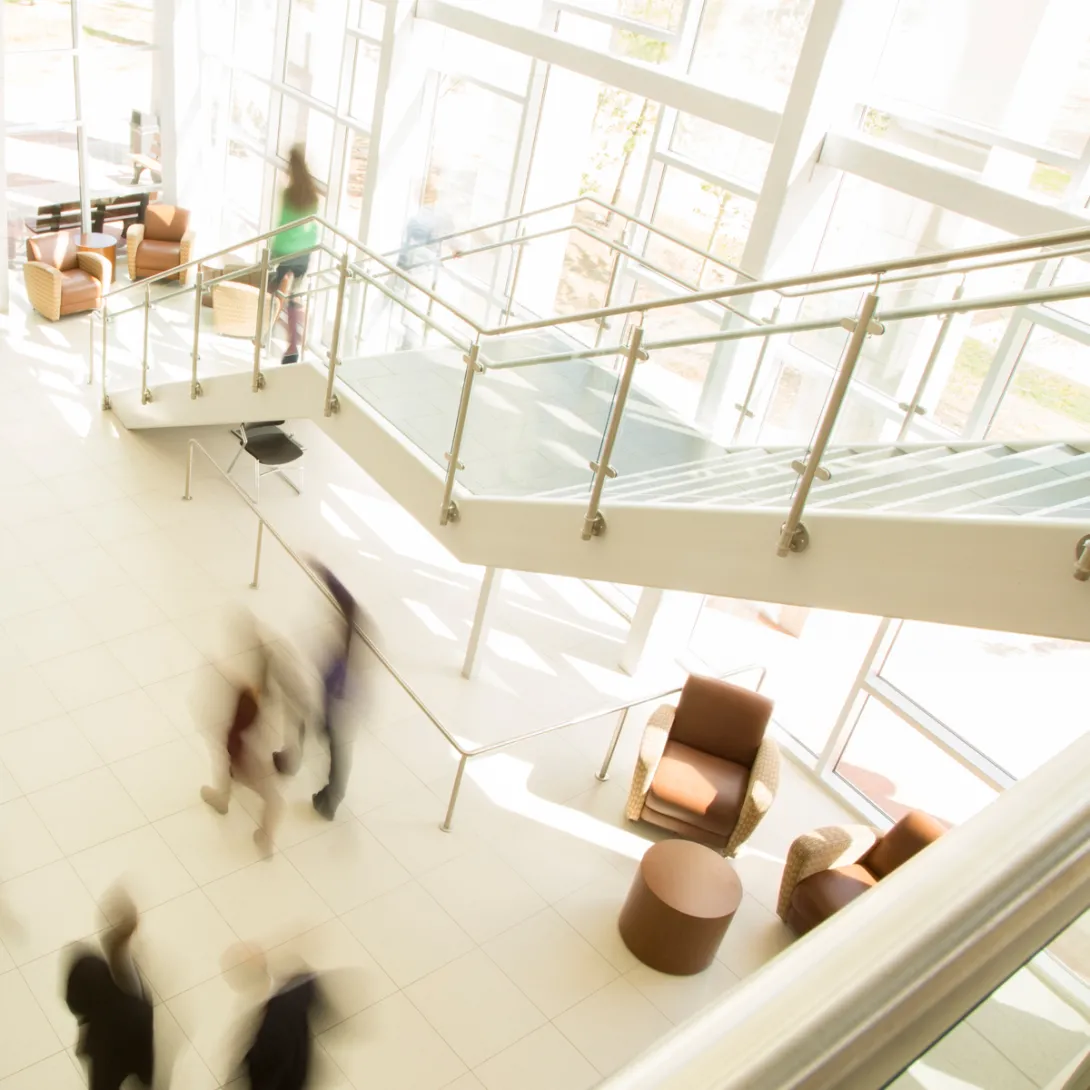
[110,368,1090,641]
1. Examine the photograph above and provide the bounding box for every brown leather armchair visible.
[127,203,195,282]
[625,675,779,856]
[24,231,111,321]
[777,810,945,936]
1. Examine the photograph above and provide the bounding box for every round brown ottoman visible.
[619,840,743,975]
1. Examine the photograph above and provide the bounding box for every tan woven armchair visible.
[777,811,944,935]
[211,279,284,339]
[626,675,779,856]
[24,232,111,321]
[127,203,195,283]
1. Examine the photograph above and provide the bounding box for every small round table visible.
[78,232,117,277]
[619,840,743,975]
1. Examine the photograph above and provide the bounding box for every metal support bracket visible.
[141,388,153,405]
[791,459,831,482]
[781,522,810,553]
[443,500,460,524]
[464,352,485,373]
[328,392,340,415]
[193,380,203,398]
[585,511,606,538]
[444,452,465,471]
[101,395,111,411]
[1075,533,1090,582]
[254,371,266,391]
[588,460,617,478]
[840,316,885,336]
[898,401,927,416]
[734,403,755,419]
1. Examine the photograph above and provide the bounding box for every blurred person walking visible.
[201,638,282,854]
[275,563,361,820]
[65,887,154,1090]
[244,964,325,1090]
[270,146,320,366]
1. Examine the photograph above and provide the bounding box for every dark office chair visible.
[227,422,304,499]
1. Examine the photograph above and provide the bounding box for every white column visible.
[462,567,504,679]
[0,0,8,314]
[695,0,898,437]
[619,587,704,677]
[618,587,664,676]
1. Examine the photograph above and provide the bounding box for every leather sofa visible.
[24,231,111,321]
[777,810,945,935]
[127,203,195,282]
[626,675,780,856]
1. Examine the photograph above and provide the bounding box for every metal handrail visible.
[181,437,765,831]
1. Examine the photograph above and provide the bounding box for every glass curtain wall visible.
[3,0,156,275]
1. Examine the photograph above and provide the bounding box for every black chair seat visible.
[244,431,303,466]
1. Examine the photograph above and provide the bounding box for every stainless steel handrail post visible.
[441,755,468,832]
[252,246,270,392]
[87,312,95,385]
[731,302,781,443]
[140,284,151,404]
[594,252,622,349]
[896,279,965,441]
[183,441,193,500]
[596,706,630,781]
[582,325,646,540]
[501,226,526,327]
[777,290,881,557]
[190,271,203,400]
[100,304,110,410]
[251,520,264,588]
[323,252,350,417]
[440,340,482,525]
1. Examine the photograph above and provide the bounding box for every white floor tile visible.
[69,583,167,643]
[553,873,640,974]
[361,794,479,877]
[0,668,63,735]
[134,889,245,999]
[204,854,333,947]
[38,545,130,600]
[155,801,265,886]
[286,819,411,914]
[69,826,195,917]
[74,497,158,545]
[714,893,793,980]
[267,918,399,1032]
[111,739,210,822]
[0,566,63,623]
[474,1024,600,1090]
[0,799,63,883]
[20,946,80,1039]
[144,664,237,737]
[342,735,434,817]
[154,1002,221,1090]
[0,1050,82,1090]
[70,688,180,763]
[0,970,64,1080]
[35,645,139,711]
[483,908,617,1019]
[420,852,547,944]
[108,622,207,686]
[406,949,546,1067]
[29,767,146,855]
[0,861,100,965]
[0,716,102,793]
[344,881,475,988]
[2,604,100,666]
[554,977,671,1076]
[624,959,740,1024]
[320,992,466,1090]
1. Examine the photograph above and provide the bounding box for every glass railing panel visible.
[885,907,1090,1090]
[453,329,624,498]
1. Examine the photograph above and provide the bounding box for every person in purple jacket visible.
[275,562,360,820]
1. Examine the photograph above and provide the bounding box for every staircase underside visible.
[110,360,1090,641]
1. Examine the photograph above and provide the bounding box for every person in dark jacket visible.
[275,563,361,821]
[65,888,153,1090]
[244,971,323,1090]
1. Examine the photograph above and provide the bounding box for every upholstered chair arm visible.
[126,223,145,281]
[76,251,112,288]
[724,736,781,857]
[178,229,196,283]
[625,703,674,822]
[776,823,882,922]
[23,262,63,321]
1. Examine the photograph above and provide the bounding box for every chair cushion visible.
[243,429,304,467]
[861,811,945,879]
[137,239,182,271]
[671,675,774,768]
[27,231,80,271]
[645,740,748,837]
[144,203,190,242]
[788,863,878,935]
[58,270,103,315]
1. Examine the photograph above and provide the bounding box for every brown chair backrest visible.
[862,810,945,879]
[669,675,774,769]
[27,231,80,272]
[144,203,190,243]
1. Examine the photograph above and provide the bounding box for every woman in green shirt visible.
[271,146,319,365]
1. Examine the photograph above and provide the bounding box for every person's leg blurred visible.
[200,758,232,814]
[234,752,281,856]
[312,698,351,820]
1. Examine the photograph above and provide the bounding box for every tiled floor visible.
[0,289,1086,1090]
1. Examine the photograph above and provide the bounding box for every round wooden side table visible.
[619,839,743,975]
[77,232,118,278]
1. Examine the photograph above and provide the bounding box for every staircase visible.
[95,206,1090,642]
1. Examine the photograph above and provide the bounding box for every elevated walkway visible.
[98,200,1090,640]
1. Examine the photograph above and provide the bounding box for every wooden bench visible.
[25,191,156,240]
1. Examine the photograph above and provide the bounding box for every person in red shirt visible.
[201,669,281,856]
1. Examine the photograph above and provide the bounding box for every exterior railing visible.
[102,203,1090,574]
[182,438,766,831]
